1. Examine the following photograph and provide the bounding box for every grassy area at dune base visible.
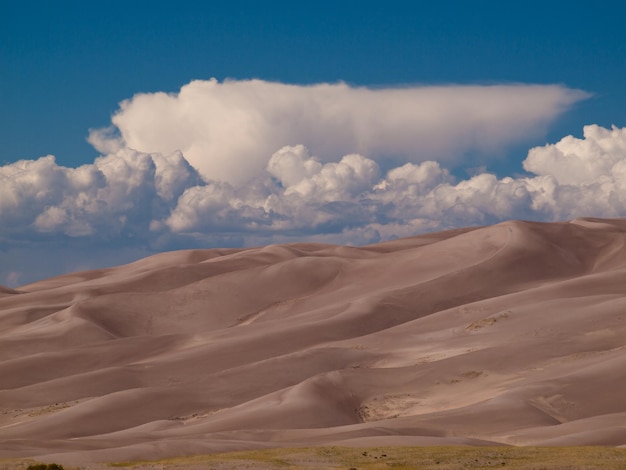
[6,446,626,470]
[110,446,626,470]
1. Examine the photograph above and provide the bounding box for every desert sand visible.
[1,217,626,465]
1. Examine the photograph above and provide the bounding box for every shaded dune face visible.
[2,217,626,463]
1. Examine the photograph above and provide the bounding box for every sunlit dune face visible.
[2,218,626,463]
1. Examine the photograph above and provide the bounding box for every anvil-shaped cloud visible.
[89,79,587,184]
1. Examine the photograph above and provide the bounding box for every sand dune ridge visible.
[2,218,626,463]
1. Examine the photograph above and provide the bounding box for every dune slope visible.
[1,218,626,463]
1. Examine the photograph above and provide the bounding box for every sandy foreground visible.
[1,217,626,466]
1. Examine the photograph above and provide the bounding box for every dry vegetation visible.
[108,447,626,469]
[5,447,625,470]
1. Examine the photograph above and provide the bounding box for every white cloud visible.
[523,125,626,185]
[3,124,626,258]
[519,125,626,219]
[2,80,625,288]
[276,152,380,201]
[266,145,321,187]
[159,124,626,243]
[0,148,202,240]
[91,79,588,184]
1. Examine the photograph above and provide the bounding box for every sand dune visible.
[2,217,626,464]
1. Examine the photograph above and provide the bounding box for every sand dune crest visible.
[2,218,626,463]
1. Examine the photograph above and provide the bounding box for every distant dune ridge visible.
[1,217,626,464]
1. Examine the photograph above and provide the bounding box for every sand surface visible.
[1,217,626,464]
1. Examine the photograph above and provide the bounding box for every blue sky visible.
[1,1,626,286]
[3,1,624,167]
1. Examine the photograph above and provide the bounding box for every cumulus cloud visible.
[159,125,626,245]
[515,126,626,220]
[0,149,202,240]
[89,79,588,184]
[3,124,626,261]
[3,80,625,288]
[523,125,626,185]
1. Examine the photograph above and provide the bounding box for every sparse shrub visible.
[27,464,64,470]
